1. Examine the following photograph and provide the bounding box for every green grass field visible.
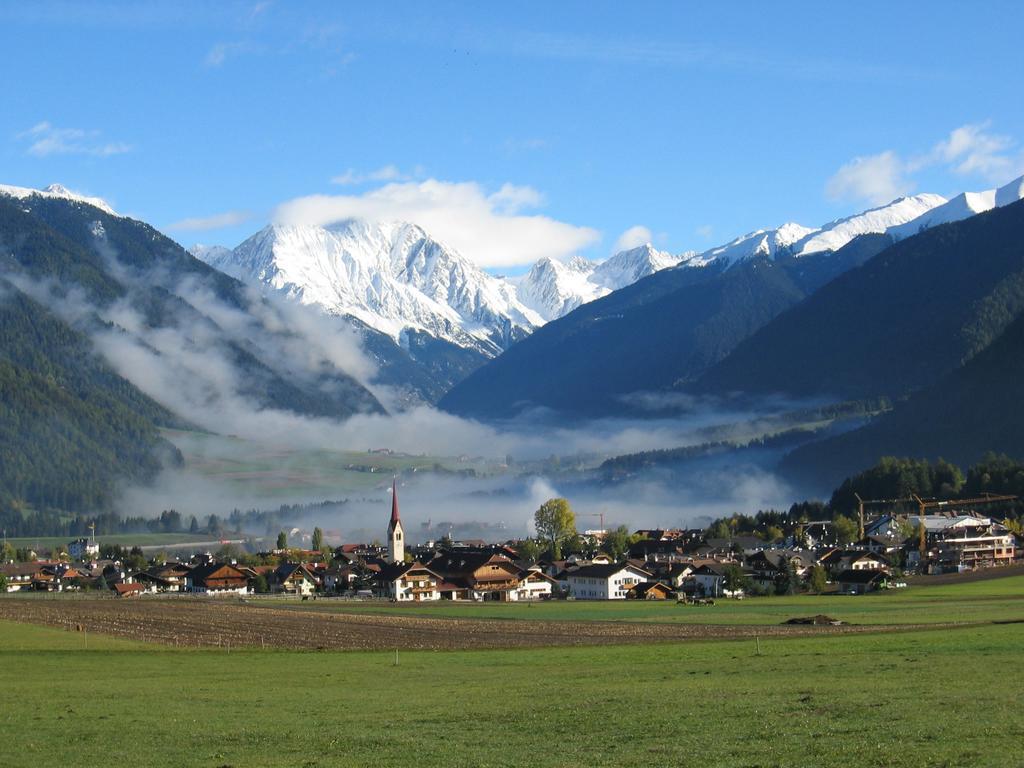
[278,574,1024,627]
[1,620,1021,767]
[163,428,505,496]
[2,574,1022,767]
[5,532,214,550]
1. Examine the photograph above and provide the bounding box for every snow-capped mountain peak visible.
[515,244,685,322]
[995,174,1024,207]
[0,182,118,216]
[690,222,817,267]
[188,244,233,263]
[791,194,946,256]
[889,176,1024,241]
[685,194,948,270]
[592,243,684,288]
[196,219,543,356]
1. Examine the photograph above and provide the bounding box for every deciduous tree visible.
[533,498,576,561]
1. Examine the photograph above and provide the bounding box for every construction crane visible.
[580,512,606,533]
[851,491,1016,571]
[910,493,1016,565]
[852,493,916,540]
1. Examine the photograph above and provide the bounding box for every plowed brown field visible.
[0,597,938,650]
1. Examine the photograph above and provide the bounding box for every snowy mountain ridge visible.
[0,183,119,216]
[199,219,544,357]
[190,175,1024,362]
[515,244,686,321]
[888,175,1024,240]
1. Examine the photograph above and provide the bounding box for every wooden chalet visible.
[627,581,673,600]
[425,551,525,601]
[113,582,146,598]
[185,562,249,595]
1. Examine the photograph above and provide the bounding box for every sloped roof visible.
[566,562,652,579]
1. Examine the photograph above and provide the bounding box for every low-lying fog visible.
[7,255,821,541]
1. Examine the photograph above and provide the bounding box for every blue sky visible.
[2,1,1023,271]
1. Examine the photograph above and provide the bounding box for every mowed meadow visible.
[1,575,1023,768]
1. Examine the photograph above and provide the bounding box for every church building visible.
[388,478,404,564]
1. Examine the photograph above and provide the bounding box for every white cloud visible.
[827,122,1024,206]
[695,224,714,240]
[274,179,600,268]
[613,225,652,252]
[17,121,131,158]
[166,210,254,231]
[930,122,1021,183]
[825,150,911,206]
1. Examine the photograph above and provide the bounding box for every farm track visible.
[0,597,959,650]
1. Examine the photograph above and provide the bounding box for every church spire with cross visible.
[387,477,404,563]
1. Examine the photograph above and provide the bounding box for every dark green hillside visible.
[1,195,382,419]
[0,193,384,512]
[780,305,1024,492]
[441,257,810,418]
[696,199,1024,400]
[0,284,183,511]
[440,228,903,420]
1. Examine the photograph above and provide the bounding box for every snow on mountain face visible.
[683,194,947,270]
[0,183,118,216]
[792,194,946,256]
[689,222,817,268]
[187,244,233,263]
[889,175,1024,240]
[199,219,543,357]
[515,244,685,321]
[995,175,1024,207]
[591,243,688,288]
[515,256,607,321]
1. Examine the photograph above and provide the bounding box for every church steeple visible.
[387,478,404,564]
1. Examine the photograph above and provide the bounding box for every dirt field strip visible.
[0,598,965,650]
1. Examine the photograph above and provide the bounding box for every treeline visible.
[600,428,818,476]
[0,499,351,540]
[705,453,1024,541]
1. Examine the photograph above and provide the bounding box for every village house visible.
[185,562,249,595]
[133,562,192,592]
[836,568,889,594]
[819,549,891,576]
[512,567,559,600]
[0,562,47,591]
[565,562,651,600]
[906,514,1016,571]
[322,564,359,592]
[113,582,146,598]
[744,550,814,591]
[426,550,525,601]
[377,561,444,601]
[68,537,100,560]
[271,563,319,596]
[692,563,727,598]
[627,581,673,600]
